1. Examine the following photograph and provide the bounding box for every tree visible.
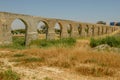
[97,21,106,25]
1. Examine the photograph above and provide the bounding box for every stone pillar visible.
[106,26,109,34]
[71,24,80,38]
[25,21,38,46]
[111,27,114,32]
[61,23,69,38]
[0,19,12,45]
[94,25,98,36]
[26,32,38,46]
[102,26,106,34]
[98,26,102,35]
[81,24,89,37]
[107,27,112,34]
[91,26,94,37]
[47,21,56,40]
[80,24,86,37]
[89,25,93,37]
[101,26,104,35]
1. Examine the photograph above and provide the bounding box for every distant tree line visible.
[97,21,106,25]
[11,29,26,34]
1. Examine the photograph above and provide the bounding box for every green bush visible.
[0,69,20,80]
[90,36,120,48]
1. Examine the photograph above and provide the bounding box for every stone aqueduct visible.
[0,12,119,46]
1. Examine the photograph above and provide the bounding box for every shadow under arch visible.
[85,25,89,36]
[91,25,94,36]
[11,18,28,46]
[78,24,82,35]
[98,26,100,35]
[101,26,104,34]
[37,21,49,39]
[67,24,72,37]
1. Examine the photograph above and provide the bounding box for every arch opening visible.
[85,25,89,36]
[101,26,104,34]
[54,22,62,39]
[111,27,114,32]
[78,24,82,35]
[37,21,48,39]
[11,18,27,46]
[91,25,94,36]
[105,27,108,34]
[67,24,72,37]
[98,27,100,35]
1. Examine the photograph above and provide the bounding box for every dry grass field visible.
[0,37,120,80]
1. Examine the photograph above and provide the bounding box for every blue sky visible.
[0,0,120,24]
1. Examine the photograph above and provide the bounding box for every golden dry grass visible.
[5,39,119,77]
[0,39,120,77]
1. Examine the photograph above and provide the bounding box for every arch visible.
[105,27,108,34]
[67,24,72,37]
[54,22,62,39]
[37,21,48,39]
[111,27,114,32]
[85,25,89,36]
[78,24,82,35]
[11,18,28,45]
[91,25,94,36]
[98,26,100,35]
[101,26,104,34]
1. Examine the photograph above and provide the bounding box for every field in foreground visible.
[0,39,120,80]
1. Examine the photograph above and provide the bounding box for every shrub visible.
[90,36,120,48]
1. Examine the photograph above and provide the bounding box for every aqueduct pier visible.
[0,12,119,46]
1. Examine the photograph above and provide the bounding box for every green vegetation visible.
[30,38,76,48]
[0,37,26,49]
[90,36,120,48]
[0,69,20,80]
[0,37,76,49]
[11,29,25,34]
